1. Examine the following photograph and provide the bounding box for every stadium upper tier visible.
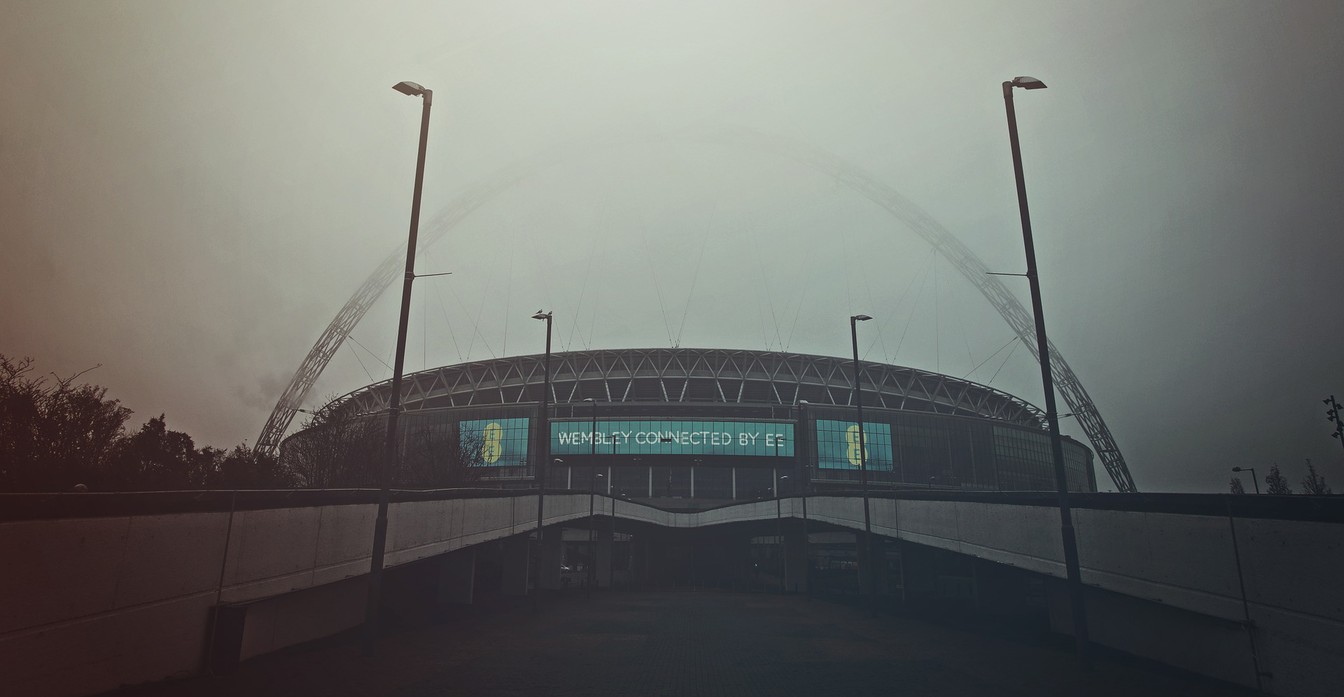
[326,348,1047,427]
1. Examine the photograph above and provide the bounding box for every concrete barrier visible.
[2,490,1340,697]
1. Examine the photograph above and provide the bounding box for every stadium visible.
[282,347,1096,505]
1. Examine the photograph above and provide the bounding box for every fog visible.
[3,1,1342,492]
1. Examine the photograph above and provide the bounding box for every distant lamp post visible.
[610,485,625,591]
[610,430,620,589]
[849,314,875,606]
[1002,74,1089,658]
[798,400,811,596]
[532,310,553,610]
[778,474,790,592]
[585,397,599,596]
[1231,467,1260,495]
[364,79,433,654]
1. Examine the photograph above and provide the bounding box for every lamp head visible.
[393,81,427,97]
[851,314,872,322]
[532,310,551,321]
[1231,467,1245,472]
[1009,76,1047,90]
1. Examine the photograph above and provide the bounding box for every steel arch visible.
[256,126,1136,492]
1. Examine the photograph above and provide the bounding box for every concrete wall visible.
[0,492,594,697]
[3,491,1340,697]
[799,496,1344,697]
[1,512,232,697]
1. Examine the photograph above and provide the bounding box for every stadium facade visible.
[284,348,1096,503]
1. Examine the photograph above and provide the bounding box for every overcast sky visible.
[3,1,1342,493]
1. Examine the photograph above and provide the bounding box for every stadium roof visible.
[327,348,1046,428]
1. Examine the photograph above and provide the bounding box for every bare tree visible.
[1301,459,1333,495]
[281,399,384,488]
[206,444,298,489]
[1265,465,1293,495]
[282,403,495,489]
[1,354,132,492]
[401,426,486,488]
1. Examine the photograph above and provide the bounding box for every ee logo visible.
[845,424,869,468]
[481,422,504,464]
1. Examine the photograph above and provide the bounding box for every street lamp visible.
[798,400,811,597]
[532,310,553,611]
[585,397,599,595]
[610,433,620,589]
[1231,467,1260,495]
[364,80,433,654]
[849,314,875,607]
[1003,75,1089,658]
[609,491,628,589]
[778,474,790,592]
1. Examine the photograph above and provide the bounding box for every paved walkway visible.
[123,591,1249,696]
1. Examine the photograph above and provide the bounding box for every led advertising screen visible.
[551,419,794,458]
[816,419,893,470]
[459,417,530,467]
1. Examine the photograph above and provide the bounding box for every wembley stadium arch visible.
[258,127,1136,492]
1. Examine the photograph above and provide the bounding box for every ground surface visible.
[122,591,1250,696]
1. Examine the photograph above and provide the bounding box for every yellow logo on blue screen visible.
[481,422,504,464]
[845,425,869,468]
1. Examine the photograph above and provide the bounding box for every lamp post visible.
[849,314,875,607]
[364,80,432,654]
[778,474,790,592]
[798,400,811,598]
[1003,75,1089,658]
[532,311,553,610]
[1231,467,1260,495]
[585,397,599,596]
[610,434,619,589]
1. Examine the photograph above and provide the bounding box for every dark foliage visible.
[282,402,385,488]
[0,354,299,492]
[1300,460,1333,495]
[282,400,487,489]
[1265,465,1293,495]
[2,355,132,491]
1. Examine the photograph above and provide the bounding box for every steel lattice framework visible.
[256,127,1136,492]
[326,348,1046,428]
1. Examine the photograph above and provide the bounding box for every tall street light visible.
[610,436,620,589]
[532,311,553,610]
[1231,467,1260,494]
[798,400,811,598]
[1003,75,1089,658]
[777,474,790,592]
[849,314,875,607]
[584,397,599,596]
[364,80,432,653]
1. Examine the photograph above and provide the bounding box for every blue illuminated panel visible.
[459,417,530,467]
[816,419,893,471]
[551,420,793,457]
